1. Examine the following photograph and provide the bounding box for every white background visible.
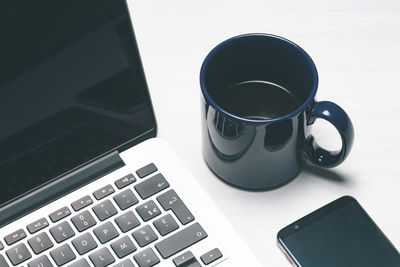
[128,0,400,265]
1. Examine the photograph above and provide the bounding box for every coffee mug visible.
[200,33,354,190]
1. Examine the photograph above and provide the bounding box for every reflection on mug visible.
[264,119,293,152]
[213,109,244,138]
[207,107,256,161]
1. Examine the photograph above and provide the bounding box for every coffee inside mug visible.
[202,34,317,120]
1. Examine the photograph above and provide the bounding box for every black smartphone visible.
[277,196,400,267]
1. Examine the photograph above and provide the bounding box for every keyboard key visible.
[93,222,119,244]
[131,225,158,247]
[135,200,161,222]
[92,200,118,221]
[27,218,49,234]
[93,185,115,200]
[114,211,140,233]
[72,233,98,255]
[50,244,76,266]
[6,243,32,265]
[0,240,3,250]
[4,229,27,245]
[0,254,9,267]
[71,196,93,211]
[113,259,134,267]
[71,210,97,232]
[49,207,72,223]
[28,232,54,254]
[110,236,137,259]
[155,222,207,259]
[133,248,160,267]
[173,251,196,266]
[114,174,136,189]
[28,255,53,267]
[157,190,195,225]
[136,163,158,178]
[113,189,139,210]
[200,248,223,265]
[153,214,179,236]
[50,221,75,243]
[134,173,169,199]
[89,247,115,267]
[179,260,201,267]
[68,258,90,267]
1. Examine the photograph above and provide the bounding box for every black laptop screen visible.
[0,0,156,207]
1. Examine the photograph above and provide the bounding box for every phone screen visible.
[278,196,400,267]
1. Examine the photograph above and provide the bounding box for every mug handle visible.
[304,101,354,168]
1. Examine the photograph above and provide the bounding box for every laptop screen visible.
[0,0,156,208]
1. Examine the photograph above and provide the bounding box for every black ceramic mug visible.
[200,33,354,190]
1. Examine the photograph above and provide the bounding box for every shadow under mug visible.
[200,33,354,190]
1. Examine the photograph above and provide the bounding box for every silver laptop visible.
[0,1,262,267]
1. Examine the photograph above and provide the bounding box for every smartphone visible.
[277,196,400,267]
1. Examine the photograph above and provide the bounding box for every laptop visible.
[0,1,262,267]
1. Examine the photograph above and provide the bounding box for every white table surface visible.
[128,0,400,265]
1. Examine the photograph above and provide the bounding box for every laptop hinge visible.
[0,151,125,227]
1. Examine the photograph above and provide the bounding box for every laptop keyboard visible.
[0,163,223,267]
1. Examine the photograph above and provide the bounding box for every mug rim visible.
[200,33,319,124]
